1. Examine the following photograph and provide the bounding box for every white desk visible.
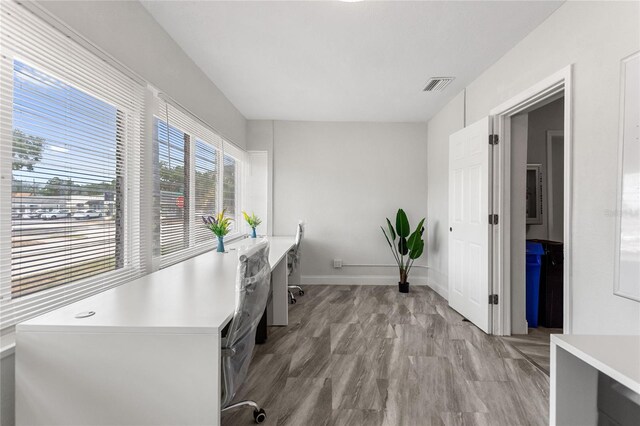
[550,335,640,426]
[15,236,295,426]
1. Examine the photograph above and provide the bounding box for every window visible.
[155,119,188,255]
[0,0,245,331]
[10,61,122,297]
[223,153,238,232]
[153,98,243,267]
[194,140,218,244]
[0,1,145,330]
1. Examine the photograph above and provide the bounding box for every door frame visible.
[489,65,573,336]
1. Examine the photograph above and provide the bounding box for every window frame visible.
[0,0,146,332]
[0,0,247,333]
[0,56,144,330]
[152,107,245,269]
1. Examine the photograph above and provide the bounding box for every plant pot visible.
[217,236,225,253]
[398,282,409,293]
[251,227,257,238]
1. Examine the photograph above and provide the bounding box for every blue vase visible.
[251,227,257,238]
[217,236,225,253]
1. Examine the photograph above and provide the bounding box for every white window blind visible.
[155,117,188,256]
[194,140,218,244]
[223,152,238,232]
[153,96,227,268]
[0,1,146,330]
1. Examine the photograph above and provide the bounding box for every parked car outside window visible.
[40,210,71,220]
[73,209,102,220]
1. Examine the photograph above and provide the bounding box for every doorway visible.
[504,98,565,373]
[446,66,572,342]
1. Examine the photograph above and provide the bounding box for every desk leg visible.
[550,343,598,426]
[256,307,268,344]
[267,260,288,326]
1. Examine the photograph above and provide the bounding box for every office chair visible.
[288,222,304,304]
[220,239,271,424]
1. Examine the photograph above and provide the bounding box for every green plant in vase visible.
[380,208,425,293]
[202,209,233,252]
[242,211,262,238]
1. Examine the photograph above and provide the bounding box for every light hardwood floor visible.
[502,327,562,375]
[221,285,549,426]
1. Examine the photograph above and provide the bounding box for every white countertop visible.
[16,237,295,335]
[551,334,640,394]
[232,236,295,269]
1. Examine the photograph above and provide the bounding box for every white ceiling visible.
[141,1,563,122]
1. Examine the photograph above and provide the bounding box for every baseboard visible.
[427,279,449,300]
[426,268,449,300]
[301,275,429,286]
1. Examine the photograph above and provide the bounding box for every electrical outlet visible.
[333,259,343,268]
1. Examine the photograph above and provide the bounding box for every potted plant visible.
[242,211,262,238]
[202,209,233,252]
[381,209,425,293]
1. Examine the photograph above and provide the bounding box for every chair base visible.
[222,400,266,424]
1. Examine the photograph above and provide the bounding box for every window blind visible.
[223,153,238,232]
[153,96,225,268]
[0,1,146,330]
[193,140,218,244]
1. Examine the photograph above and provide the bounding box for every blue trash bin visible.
[526,241,545,328]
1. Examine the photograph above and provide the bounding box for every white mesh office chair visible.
[288,222,304,304]
[220,240,271,423]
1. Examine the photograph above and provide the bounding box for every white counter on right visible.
[550,334,640,426]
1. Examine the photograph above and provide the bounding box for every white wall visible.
[264,121,428,285]
[526,98,564,240]
[425,92,465,298]
[245,152,269,235]
[35,0,247,148]
[0,352,15,426]
[246,121,275,235]
[426,1,640,335]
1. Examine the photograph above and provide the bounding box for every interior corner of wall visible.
[427,268,449,301]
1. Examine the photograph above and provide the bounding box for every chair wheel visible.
[253,408,266,423]
[290,297,296,304]
[299,290,305,296]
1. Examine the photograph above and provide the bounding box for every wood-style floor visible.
[221,285,549,426]
[502,327,562,375]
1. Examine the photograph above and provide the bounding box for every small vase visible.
[217,236,225,253]
[251,227,257,238]
[398,281,409,293]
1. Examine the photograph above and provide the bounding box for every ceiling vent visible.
[423,77,455,92]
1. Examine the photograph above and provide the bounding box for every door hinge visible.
[489,294,499,305]
[489,214,499,225]
[489,134,499,145]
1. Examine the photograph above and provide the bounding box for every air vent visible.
[423,77,455,92]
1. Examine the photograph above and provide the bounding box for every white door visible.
[448,117,492,333]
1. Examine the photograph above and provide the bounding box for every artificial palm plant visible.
[381,209,425,292]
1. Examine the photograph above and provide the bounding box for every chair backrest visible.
[221,239,271,408]
[288,222,304,275]
[292,222,304,256]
